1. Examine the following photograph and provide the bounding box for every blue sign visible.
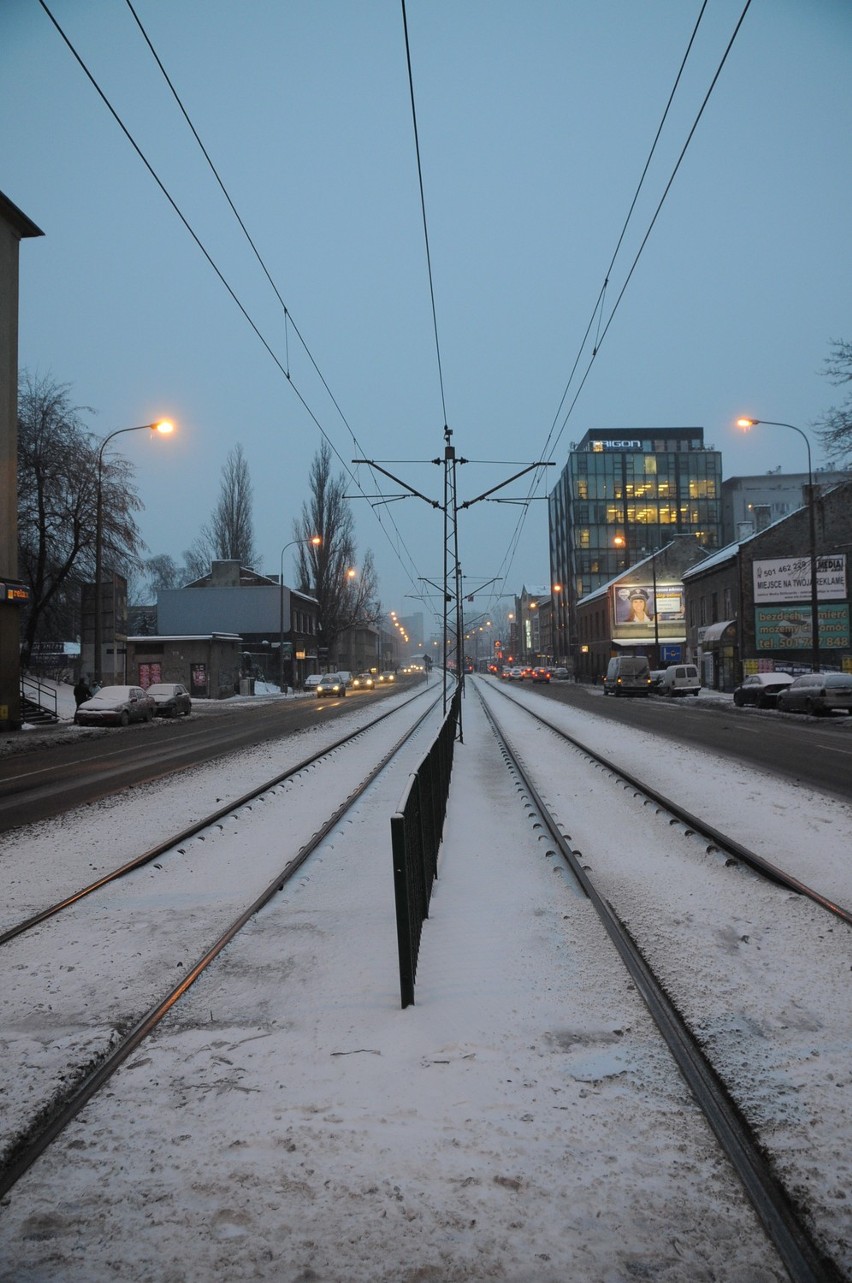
[659,644,682,663]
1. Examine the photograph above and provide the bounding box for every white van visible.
[602,656,652,696]
[657,664,700,697]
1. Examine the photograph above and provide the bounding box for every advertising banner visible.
[755,604,850,651]
[611,583,685,643]
[753,555,847,604]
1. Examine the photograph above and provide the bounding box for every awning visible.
[699,619,736,644]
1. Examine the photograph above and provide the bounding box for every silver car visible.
[777,672,852,716]
[76,684,156,727]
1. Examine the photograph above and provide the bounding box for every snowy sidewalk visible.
[0,693,783,1282]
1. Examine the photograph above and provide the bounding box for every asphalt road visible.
[0,687,400,835]
[1,677,849,834]
[528,679,852,803]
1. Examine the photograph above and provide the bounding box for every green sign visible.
[755,604,850,651]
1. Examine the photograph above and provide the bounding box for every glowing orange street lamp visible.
[94,419,174,684]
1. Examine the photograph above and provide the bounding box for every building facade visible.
[549,427,723,669]
[683,481,852,689]
[157,561,321,688]
[721,470,852,545]
[574,535,710,680]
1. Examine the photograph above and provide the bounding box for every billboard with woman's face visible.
[611,583,685,642]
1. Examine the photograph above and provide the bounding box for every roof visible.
[700,620,736,643]
[127,633,243,643]
[0,192,44,239]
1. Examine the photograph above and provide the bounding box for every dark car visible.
[733,672,794,709]
[75,684,155,727]
[351,672,375,691]
[316,673,347,698]
[777,672,852,716]
[531,667,550,683]
[146,682,192,717]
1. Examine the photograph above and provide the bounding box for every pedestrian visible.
[73,676,91,723]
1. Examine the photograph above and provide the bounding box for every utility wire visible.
[491,0,752,603]
[38,0,434,621]
[401,0,449,429]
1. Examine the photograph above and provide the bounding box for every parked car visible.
[351,672,375,690]
[551,667,570,680]
[303,674,322,691]
[649,669,667,691]
[316,673,347,698]
[602,656,652,696]
[337,671,353,688]
[531,667,550,683]
[75,684,155,727]
[145,682,192,717]
[777,672,852,716]
[657,664,701,697]
[733,672,794,709]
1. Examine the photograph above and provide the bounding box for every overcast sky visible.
[3,0,850,629]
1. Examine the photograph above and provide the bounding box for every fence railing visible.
[20,676,60,722]
[390,684,461,1008]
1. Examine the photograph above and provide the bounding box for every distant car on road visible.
[145,682,192,717]
[377,671,396,685]
[76,685,155,727]
[531,667,550,683]
[777,672,852,716]
[316,673,347,698]
[351,672,375,690]
[733,672,794,709]
[550,667,570,680]
[303,675,322,692]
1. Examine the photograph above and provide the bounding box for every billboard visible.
[753,555,846,604]
[755,604,850,651]
[611,583,685,644]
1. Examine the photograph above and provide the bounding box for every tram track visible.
[0,688,443,1199]
[474,676,849,1282]
[483,677,852,925]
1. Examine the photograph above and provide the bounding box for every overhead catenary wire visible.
[484,0,753,616]
[38,0,439,627]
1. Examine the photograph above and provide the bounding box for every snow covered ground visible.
[0,677,849,1281]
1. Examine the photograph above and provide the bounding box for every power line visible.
[38,0,435,622]
[400,0,449,430]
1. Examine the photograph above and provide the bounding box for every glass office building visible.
[549,427,722,656]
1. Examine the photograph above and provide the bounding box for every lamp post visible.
[279,536,321,693]
[614,534,660,666]
[94,420,174,685]
[737,418,820,672]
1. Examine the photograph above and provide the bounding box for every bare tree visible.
[814,339,852,466]
[17,372,143,665]
[200,444,259,569]
[293,441,380,655]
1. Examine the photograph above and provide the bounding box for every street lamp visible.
[737,418,820,672]
[94,420,174,685]
[614,534,660,666]
[279,535,321,693]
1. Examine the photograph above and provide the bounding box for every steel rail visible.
[484,678,852,926]
[0,684,434,947]
[0,691,441,1199]
[474,682,840,1283]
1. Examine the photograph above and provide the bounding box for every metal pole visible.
[93,422,166,686]
[740,420,819,672]
[279,545,286,694]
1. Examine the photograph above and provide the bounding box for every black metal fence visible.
[390,684,461,1008]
